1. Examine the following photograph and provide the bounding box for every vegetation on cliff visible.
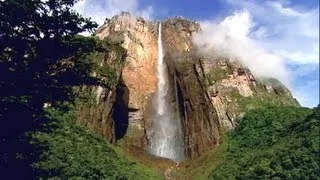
[31,103,161,179]
[229,84,299,114]
[205,67,232,84]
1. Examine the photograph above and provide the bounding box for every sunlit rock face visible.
[81,13,299,160]
[97,12,158,111]
[95,12,159,148]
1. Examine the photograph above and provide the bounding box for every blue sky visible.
[74,0,319,108]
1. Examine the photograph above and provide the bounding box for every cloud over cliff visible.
[192,10,291,86]
[192,1,319,107]
[73,0,153,25]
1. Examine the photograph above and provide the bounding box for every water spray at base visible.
[149,22,185,161]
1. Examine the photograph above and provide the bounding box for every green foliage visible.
[210,106,320,179]
[0,0,117,177]
[176,144,225,180]
[83,39,126,88]
[175,58,195,73]
[259,77,283,87]
[206,68,232,84]
[85,51,118,87]
[228,86,299,116]
[31,103,161,179]
[0,0,99,101]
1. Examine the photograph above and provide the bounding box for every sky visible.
[73,0,319,108]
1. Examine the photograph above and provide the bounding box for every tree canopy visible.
[210,106,320,179]
[0,0,100,104]
[0,0,102,177]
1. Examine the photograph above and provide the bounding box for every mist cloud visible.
[192,10,291,86]
[193,0,319,107]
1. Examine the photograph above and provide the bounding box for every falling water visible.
[156,22,166,116]
[149,22,185,161]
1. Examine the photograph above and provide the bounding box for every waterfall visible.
[156,22,166,116]
[149,22,185,161]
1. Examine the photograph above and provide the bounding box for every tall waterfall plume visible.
[149,22,185,161]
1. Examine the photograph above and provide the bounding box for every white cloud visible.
[269,1,303,17]
[193,10,291,87]
[225,0,319,64]
[73,0,154,26]
[194,0,319,107]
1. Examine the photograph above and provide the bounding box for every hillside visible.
[178,106,320,179]
[31,103,161,179]
[210,106,320,179]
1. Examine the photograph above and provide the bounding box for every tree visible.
[0,0,100,177]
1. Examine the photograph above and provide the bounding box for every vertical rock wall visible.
[76,13,299,160]
[162,18,221,158]
[75,45,127,143]
[95,12,159,148]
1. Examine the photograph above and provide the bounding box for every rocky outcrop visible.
[203,59,298,130]
[75,42,127,143]
[77,13,299,160]
[95,12,159,148]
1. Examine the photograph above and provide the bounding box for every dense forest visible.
[210,106,320,179]
[0,0,319,179]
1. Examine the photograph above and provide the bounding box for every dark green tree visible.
[0,0,101,178]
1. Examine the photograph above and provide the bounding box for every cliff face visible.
[95,12,159,148]
[161,19,220,158]
[161,17,298,134]
[75,43,127,143]
[78,13,299,159]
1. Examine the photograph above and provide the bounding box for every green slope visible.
[210,106,320,179]
[31,103,161,179]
